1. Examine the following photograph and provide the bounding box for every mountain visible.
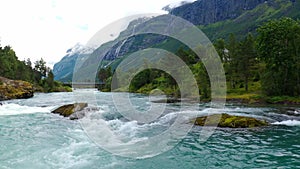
[53,0,300,82]
[169,0,267,25]
[53,44,94,82]
[162,0,197,12]
[174,0,300,39]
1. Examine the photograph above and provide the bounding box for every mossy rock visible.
[52,103,88,117]
[193,113,269,128]
[0,76,34,100]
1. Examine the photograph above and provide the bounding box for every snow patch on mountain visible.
[163,0,197,12]
[65,43,95,57]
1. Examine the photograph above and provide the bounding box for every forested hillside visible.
[98,17,300,104]
[0,45,71,93]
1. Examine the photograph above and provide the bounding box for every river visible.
[0,91,299,169]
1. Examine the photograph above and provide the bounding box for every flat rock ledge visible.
[51,103,88,119]
[193,113,269,128]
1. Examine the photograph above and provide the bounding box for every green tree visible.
[25,58,32,67]
[192,62,210,99]
[129,69,151,92]
[237,33,258,91]
[175,47,197,64]
[257,17,300,96]
[0,46,19,79]
[46,70,55,90]
[34,58,47,77]
[214,38,228,63]
[226,34,239,89]
[98,67,112,83]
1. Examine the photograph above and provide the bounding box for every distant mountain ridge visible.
[53,0,300,82]
[53,44,94,81]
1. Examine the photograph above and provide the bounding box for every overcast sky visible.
[0,0,195,68]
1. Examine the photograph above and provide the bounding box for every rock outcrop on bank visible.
[193,113,269,128]
[0,77,34,101]
[51,103,88,120]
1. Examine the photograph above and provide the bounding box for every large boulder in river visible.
[193,113,269,128]
[52,103,88,118]
[0,76,34,101]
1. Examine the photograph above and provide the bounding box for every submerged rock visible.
[69,111,86,120]
[69,107,100,120]
[51,103,88,118]
[283,108,300,116]
[193,113,269,128]
[151,98,181,103]
[0,76,34,100]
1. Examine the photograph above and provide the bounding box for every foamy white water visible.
[272,120,300,126]
[0,103,51,116]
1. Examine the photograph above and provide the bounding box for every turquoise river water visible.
[0,91,299,169]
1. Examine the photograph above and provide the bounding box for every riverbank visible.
[33,82,72,93]
[225,82,300,105]
[104,80,300,105]
[226,93,300,105]
[107,87,300,106]
[151,94,300,106]
[0,76,72,101]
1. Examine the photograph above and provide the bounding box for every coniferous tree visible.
[238,33,258,91]
[226,34,239,89]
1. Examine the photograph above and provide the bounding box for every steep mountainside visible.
[53,0,299,82]
[170,0,267,25]
[187,0,299,39]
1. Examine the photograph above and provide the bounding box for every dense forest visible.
[0,45,71,92]
[98,17,300,103]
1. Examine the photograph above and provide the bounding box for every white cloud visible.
[0,0,191,68]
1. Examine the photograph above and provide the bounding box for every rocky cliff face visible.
[102,34,167,61]
[0,77,34,101]
[170,0,267,25]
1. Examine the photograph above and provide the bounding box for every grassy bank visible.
[33,81,72,93]
[225,82,300,105]
[101,80,300,105]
